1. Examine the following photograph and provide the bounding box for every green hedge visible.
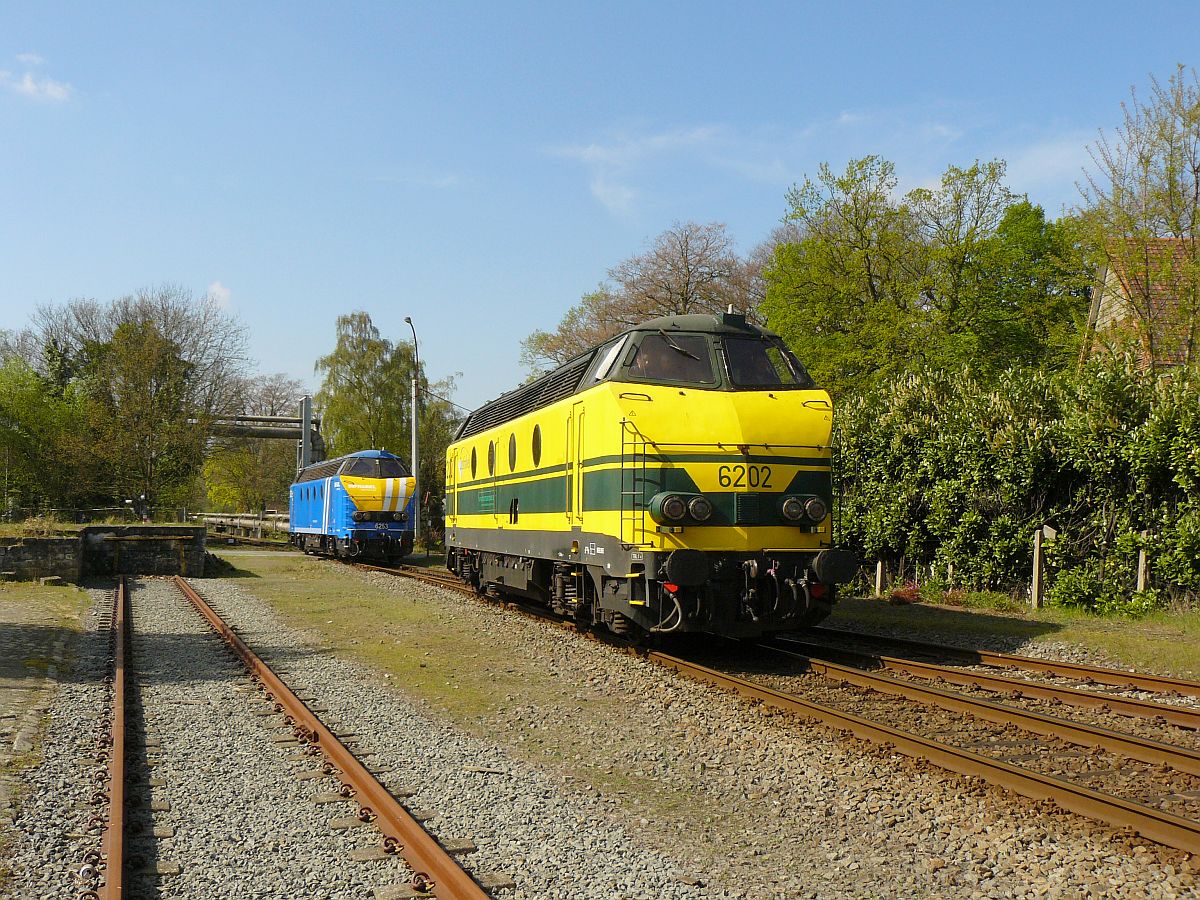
[833,358,1200,612]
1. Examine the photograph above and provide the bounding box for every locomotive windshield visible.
[725,337,815,389]
[341,457,410,478]
[624,333,715,385]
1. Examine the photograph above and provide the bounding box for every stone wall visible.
[0,527,207,582]
[81,526,206,577]
[0,537,82,583]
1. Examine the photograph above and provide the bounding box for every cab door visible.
[446,449,457,527]
[569,401,585,525]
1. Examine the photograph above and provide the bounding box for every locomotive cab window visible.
[341,457,411,478]
[623,333,715,385]
[587,334,629,383]
[725,337,815,389]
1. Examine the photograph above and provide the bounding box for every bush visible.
[835,359,1199,613]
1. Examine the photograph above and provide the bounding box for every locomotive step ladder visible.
[619,419,655,548]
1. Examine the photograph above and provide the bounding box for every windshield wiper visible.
[658,329,701,360]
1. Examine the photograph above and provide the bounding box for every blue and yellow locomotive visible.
[445,312,858,639]
[289,449,415,562]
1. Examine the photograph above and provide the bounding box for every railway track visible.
[808,626,1200,699]
[354,561,1200,857]
[79,575,488,899]
[769,634,1200,730]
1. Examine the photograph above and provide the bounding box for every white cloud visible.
[373,169,462,189]
[1004,132,1093,195]
[551,126,734,215]
[207,281,232,309]
[0,68,72,101]
[16,53,44,66]
[552,126,721,168]
[589,174,637,215]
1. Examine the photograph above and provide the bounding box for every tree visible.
[0,358,95,513]
[11,284,249,418]
[763,156,1091,396]
[314,312,413,456]
[1081,66,1200,370]
[204,374,305,512]
[762,156,927,396]
[81,321,207,506]
[520,285,627,372]
[610,221,750,322]
[521,221,757,376]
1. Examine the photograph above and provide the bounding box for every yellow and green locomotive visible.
[444,312,857,637]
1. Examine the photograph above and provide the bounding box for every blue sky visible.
[2,2,1198,410]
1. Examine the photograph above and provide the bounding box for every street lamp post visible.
[404,316,420,552]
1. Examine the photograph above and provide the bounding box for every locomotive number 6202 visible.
[717,464,772,489]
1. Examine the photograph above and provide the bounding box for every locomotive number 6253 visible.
[717,464,772,489]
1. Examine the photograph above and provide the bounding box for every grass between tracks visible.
[208,550,757,875]
[830,594,1200,679]
[207,551,570,720]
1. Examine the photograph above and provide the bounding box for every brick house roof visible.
[1084,238,1198,369]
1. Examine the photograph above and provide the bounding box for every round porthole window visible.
[531,424,542,467]
[508,433,517,471]
[470,447,477,479]
[488,441,495,475]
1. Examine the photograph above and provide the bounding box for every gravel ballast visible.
[5,564,1198,898]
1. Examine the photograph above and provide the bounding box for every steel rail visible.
[813,627,1200,698]
[100,576,128,900]
[759,643,1200,775]
[648,651,1200,855]
[352,562,1200,853]
[772,636,1200,730]
[171,576,488,900]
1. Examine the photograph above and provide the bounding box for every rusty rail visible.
[648,651,1200,856]
[773,636,1200,730]
[171,576,487,900]
[98,577,127,900]
[762,643,1200,775]
[814,627,1200,698]
[350,561,1200,854]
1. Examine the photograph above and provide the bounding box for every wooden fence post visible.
[875,560,885,598]
[1031,528,1043,608]
[1031,524,1057,609]
[1137,530,1149,593]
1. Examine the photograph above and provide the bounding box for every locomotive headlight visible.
[687,496,713,522]
[392,511,406,522]
[661,495,687,521]
[352,510,367,522]
[781,496,805,521]
[804,497,828,523]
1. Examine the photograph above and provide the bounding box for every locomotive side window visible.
[726,337,816,388]
[531,424,542,467]
[625,333,715,385]
[488,441,496,475]
[471,447,477,479]
[508,433,517,471]
[588,334,629,382]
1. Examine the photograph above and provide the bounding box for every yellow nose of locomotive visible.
[340,476,415,513]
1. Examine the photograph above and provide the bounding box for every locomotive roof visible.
[455,312,774,440]
[632,311,778,338]
[295,449,403,479]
